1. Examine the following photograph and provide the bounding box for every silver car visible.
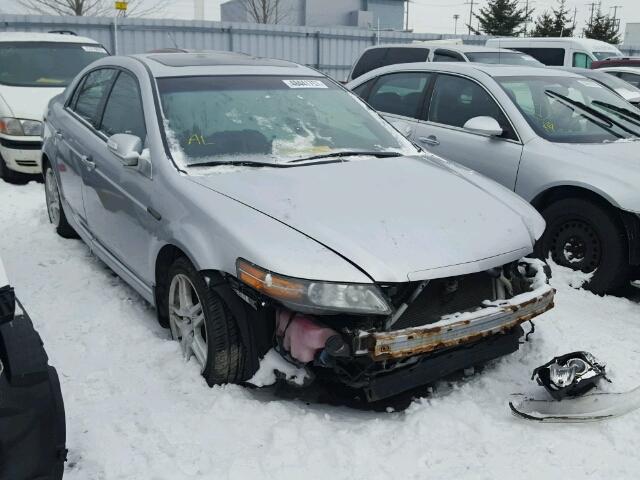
[41,52,553,401]
[348,62,640,293]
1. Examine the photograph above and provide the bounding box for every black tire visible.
[536,197,630,294]
[166,257,246,386]
[43,163,78,239]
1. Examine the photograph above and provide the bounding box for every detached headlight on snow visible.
[236,259,391,315]
[0,117,43,137]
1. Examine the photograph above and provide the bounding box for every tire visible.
[536,197,630,294]
[43,163,78,239]
[165,257,246,386]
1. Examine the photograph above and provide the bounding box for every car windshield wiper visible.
[591,100,640,129]
[187,160,281,168]
[288,150,404,164]
[544,90,639,137]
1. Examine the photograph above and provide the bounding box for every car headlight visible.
[0,117,43,137]
[236,259,391,315]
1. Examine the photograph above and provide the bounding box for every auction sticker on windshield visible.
[282,79,328,89]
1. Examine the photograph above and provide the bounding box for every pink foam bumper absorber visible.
[276,310,338,363]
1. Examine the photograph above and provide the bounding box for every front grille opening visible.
[392,272,497,330]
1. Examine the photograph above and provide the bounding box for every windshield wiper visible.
[591,100,640,128]
[187,160,281,168]
[544,90,639,137]
[288,150,403,163]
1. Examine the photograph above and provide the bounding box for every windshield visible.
[588,72,640,99]
[497,75,640,143]
[465,51,543,66]
[593,51,622,61]
[0,42,108,87]
[157,75,417,166]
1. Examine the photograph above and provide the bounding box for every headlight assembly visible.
[236,259,391,315]
[0,117,44,137]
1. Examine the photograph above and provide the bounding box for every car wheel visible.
[536,197,630,294]
[43,163,78,239]
[166,257,246,386]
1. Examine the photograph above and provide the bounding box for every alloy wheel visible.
[168,273,208,372]
[45,168,61,226]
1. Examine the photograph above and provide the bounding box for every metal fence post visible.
[316,31,321,69]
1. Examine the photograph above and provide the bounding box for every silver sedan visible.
[348,62,640,293]
[41,53,553,401]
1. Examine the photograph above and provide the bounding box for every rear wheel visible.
[536,197,630,294]
[43,163,78,239]
[166,257,246,386]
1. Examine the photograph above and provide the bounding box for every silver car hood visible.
[188,155,537,282]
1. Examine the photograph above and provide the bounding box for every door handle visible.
[80,155,95,171]
[419,135,440,146]
[55,131,64,140]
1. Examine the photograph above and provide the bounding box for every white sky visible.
[2,0,639,37]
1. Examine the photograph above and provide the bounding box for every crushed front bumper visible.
[355,284,555,361]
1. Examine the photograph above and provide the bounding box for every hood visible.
[0,84,65,121]
[187,155,539,283]
[554,140,640,166]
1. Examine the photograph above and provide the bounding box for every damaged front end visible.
[235,258,555,402]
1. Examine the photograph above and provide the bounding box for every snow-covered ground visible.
[2,180,640,479]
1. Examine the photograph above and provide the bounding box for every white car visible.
[0,32,108,182]
[485,37,623,68]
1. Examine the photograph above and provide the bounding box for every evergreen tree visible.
[470,0,533,36]
[584,6,620,44]
[532,11,555,36]
[532,0,574,37]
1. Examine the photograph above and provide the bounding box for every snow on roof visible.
[0,31,101,45]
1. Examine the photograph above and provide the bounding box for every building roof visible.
[0,31,101,45]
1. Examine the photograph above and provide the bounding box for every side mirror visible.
[107,133,142,166]
[463,116,503,137]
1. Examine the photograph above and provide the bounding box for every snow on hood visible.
[0,84,65,121]
[187,155,538,283]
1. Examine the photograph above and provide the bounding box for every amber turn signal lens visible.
[236,259,305,300]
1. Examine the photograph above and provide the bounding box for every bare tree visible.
[240,0,289,24]
[17,0,169,17]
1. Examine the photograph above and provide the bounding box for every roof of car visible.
[133,51,321,77]
[487,37,620,50]
[348,61,580,85]
[598,66,640,74]
[0,31,100,44]
[361,43,518,54]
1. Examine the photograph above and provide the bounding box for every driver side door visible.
[409,73,524,190]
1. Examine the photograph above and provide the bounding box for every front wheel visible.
[43,164,78,239]
[166,257,246,386]
[536,197,630,294]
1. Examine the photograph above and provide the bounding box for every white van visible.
[485,37,622,68]
[0,32,108,182]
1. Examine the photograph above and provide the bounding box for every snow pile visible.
[1,181,640,479]
[247,349,309,387]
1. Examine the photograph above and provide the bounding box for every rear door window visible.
[433,49,464,62]
[428,74,516,140]
[367,72,431,119]
[351,48,388,80]
[99,71,146,141]
[72,69,117,127]
[514,47,565,66]
[381,47,430,67]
